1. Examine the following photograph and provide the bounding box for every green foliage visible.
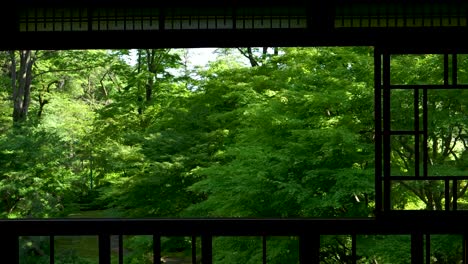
[19,237,51,264]
[388,54,468,210]
[0,49,133,218]
[2,47,466,263]
[0,52,12,131]
[20,236,95,264]
[123,236,153,264]
[0,125,83,217]
[212,236,299,264]
[356,235,411,264]
[213,237,264,264]
[186,47,375,219]
[430,235,464,263]
[0,88,11,131]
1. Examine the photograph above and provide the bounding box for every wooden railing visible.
[1,214,468,264]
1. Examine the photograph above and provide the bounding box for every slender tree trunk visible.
[10,50,35,123]
[246,47,259,67]
[136,49,170,115]
[137,50,143,115]
[37,94,47,118]
[237,47,276,67]
[146,78,154,102]
[145,49,156,102]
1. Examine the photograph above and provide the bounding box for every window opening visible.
[376,49,468,213]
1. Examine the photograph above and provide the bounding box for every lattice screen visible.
[18,7,308,32]
[335,2,468,28]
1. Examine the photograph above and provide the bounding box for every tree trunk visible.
[246,47,259,67]
[10,50,35,123]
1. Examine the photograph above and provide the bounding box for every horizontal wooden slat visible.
[2,216,468,236]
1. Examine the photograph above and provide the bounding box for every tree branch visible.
[398,180,428,206]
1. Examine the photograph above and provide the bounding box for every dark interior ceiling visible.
[2,0,468,50]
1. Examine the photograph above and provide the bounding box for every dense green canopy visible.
[1,47,465,263]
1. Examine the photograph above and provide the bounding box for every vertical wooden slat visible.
[422,87,428,177]
[99,234,111,264]
[452,53,458,85]
[232,6,237,30]
[0,235,19,264]
[307,0,334,32]
[374,47,383,215]
[3,2,18,33]
[87,7,93,32]
[453,179,458,210]
[425,234,430,264]
[352,234,357,264]
[411,233,424,264]
[118,235,123,264]
[445,179,450,210]
[383,51,392,211]
[299,234,320,264]
[159,7,165,30]
[414,88,420,177]
[444,53,449,85]
[201,235,212,264]
[192,236,197,264]
[463,234,468,264]
[50,235,55,264]
[153,234,161,264]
